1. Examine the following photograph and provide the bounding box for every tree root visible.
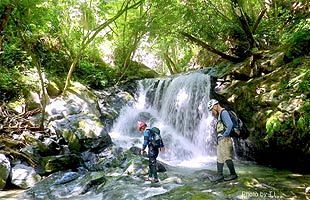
[0,148,38,167]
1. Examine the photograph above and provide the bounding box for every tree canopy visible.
[0,0,309,100]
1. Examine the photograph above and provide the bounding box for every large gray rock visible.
[11,164,41,189]
[46,82,101,118]
[45,82,112,153]
[0,154,10,190]
[27,171,106,199]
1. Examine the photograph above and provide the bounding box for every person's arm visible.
[158,136,165,151]
[142,129,150,151]
[159,139,164,148]
[221,110,233,137]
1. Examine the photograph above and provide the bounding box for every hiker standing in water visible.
[138,121,164,183]
[208,99,238,182]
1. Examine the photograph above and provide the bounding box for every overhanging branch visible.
[181,32,242,63]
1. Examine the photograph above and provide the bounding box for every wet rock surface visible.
[7,160,310,200]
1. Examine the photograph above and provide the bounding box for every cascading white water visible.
[109,72,217,167]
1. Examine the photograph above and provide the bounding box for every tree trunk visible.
[63,0,142,93]
[63,54,81,93]
[181,32,242,63]
[116,31,144,84]
[164,53,178,74]
[19,31,47,131]
[164,54,175,75]
[0,4,14,51]
[28,51,48,131]
[252,8,267,34]
[231,0,255,49]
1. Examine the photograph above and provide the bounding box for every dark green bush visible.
[297,101,310,135]
[0,67,24,101]
[0,43,29,68]
[74,60,117,89]
[282,19,310,62]
[298,70,310,96]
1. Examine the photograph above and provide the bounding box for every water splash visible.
[109,72,217,167]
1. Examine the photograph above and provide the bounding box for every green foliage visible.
[31,37,70,81]
[297,101,310,135]
[265,111,283,138]
[0,0,309,98]
[74,60,117,89]
[0,44,29,68]
[298,70,310,95]
[281,19,310,61]
[278,79,289,93]
[0,67,24,101]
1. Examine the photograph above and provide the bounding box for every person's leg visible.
[217,162,224,176]
[221,138,237,181]
[211,162,224,182]
[224,159,238,181]
[145,157,153,181]
[150,149,159,182]
[149,156,157,181]
[211,140,225,182]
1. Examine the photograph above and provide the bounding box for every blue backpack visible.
[221,110,249,139]
[148,127,164,148]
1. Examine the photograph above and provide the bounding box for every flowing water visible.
[109,72,217,167]
[8,72,309,200]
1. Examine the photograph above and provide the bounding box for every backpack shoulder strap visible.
[218,109,226,122]
[145,128,153,137]
[229,110,238,119]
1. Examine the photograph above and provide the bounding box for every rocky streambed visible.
[2,155,309,200]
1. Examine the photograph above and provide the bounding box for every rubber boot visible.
[211,162,224,182]
[148,165,152,180]
[151,160,158,183]
[224,159,238,181]
[150,165,158,182]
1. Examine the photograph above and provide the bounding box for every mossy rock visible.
[40,154,81,174]
[62,130,81,153]
[121,60,159,81]
[46,81,62,98]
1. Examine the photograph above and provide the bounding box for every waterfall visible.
[109,72,217,167]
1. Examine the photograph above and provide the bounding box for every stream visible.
[2,72,309,200]
[2,161,309,199]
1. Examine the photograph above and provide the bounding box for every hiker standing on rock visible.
[138,121,164,183]
[207,99,238,182]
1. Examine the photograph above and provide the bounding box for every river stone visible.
[0,154,10,190]
[128,147,166,172]
[11,164,41,189]
[54,172,80,185]
[28,171,106,198]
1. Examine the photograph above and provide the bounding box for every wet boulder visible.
[0,154,10,190]
[27,171,106,198]
[46,82,112,153]
[11,164,41,189]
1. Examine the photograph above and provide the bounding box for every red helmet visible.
[137,121,147,131]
